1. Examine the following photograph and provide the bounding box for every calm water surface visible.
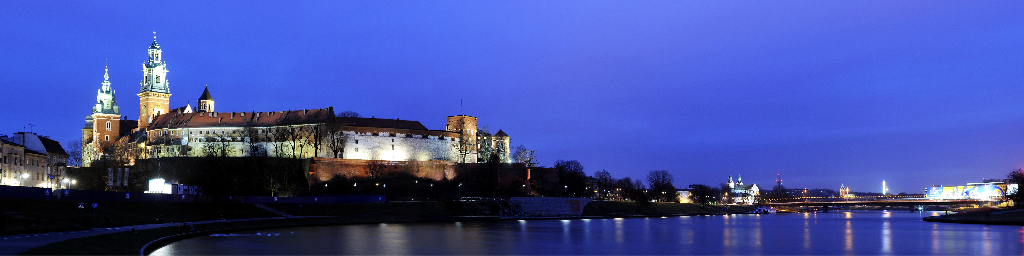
[153,211,1023,255]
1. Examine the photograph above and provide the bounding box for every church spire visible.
[138,32,172,129]
[93,64,119,115]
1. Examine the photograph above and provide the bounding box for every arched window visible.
[105,135,110,141]
[106,121,111,131]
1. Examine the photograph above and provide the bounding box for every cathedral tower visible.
[138,32,171,128]
[197,85,214,113]
[83,66,122,166]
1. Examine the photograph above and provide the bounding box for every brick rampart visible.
[310,158,457,182]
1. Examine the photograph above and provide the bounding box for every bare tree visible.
[66,140,83,167]
[594,170,613,198]
[690,184,720,207]
[554,160,587,197]
[266,126,288,158]
[201,130,233,157]
[1007,169,1024,204]
[512,145,537,167]
[278,114,311,159]
[241,122,268,158]
[494,137,509,163]
[476,126,493,163]
[453,128,474,163]
[647,170,677,202]
[323,117,348,159]
[337,111,361,118]
[365,159,387,181]
[100,136,140,166]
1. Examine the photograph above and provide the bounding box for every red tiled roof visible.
[144,108,335,129]
[335,117,429,130]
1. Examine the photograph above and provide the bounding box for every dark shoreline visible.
[922,207,1024,226]
[138,213,736,256]
[18,201,752,255]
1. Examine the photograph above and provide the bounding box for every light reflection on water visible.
[152,211,1024,255]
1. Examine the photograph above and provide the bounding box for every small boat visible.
[749,206,777,214]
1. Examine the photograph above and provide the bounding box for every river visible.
[152,211,1023,255]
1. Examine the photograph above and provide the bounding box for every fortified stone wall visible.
[309,158,531,188]
[343,128,459,162]
[510,197,592,217]
[310,158,457,182]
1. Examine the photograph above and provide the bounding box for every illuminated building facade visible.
[84,34,512,165]
[0,133,68,188]
[726,174,760,204]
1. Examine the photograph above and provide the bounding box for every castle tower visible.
[197,85,214,113]
[138,32,171,129]
[446,115,478,163]
[493,129,511,163]
[83,66,122,166]
[728,175,735,189]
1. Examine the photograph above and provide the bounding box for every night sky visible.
[2,1,1023,194]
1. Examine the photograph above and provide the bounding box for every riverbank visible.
[12,199,755,255]
[923,207,1024,225]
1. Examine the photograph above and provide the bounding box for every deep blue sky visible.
[2,1,1023,193]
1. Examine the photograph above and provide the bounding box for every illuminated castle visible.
[82,34,511,166]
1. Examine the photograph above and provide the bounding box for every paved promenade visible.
[0,217,298,255]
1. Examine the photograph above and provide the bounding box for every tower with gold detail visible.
[138,32,171,128]
[82,65,122,166]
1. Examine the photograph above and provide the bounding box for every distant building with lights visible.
[725,174,759,204]
[839,184,853,199]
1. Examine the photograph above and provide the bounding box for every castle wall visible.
[343,129,458,162]
[143,123,462,162]
[310,158,456,182]
[308,158,530,187]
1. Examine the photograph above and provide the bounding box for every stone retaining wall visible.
[511,197,593,217]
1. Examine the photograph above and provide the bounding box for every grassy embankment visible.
[923,207,1024,225]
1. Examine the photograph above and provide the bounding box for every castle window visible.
[105,135,109,141]
[156,76,161,83]
[355,140,359,144]
[106,121,111,131]
[392,145,395,150]
[392,139,394,142]
[355,148,359,152]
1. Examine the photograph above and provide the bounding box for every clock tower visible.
[138,32,171,129]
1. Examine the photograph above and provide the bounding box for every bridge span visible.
[768,199,984,207]
[767,199,987,212]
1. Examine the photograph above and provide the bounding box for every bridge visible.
[766,199,987,212]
